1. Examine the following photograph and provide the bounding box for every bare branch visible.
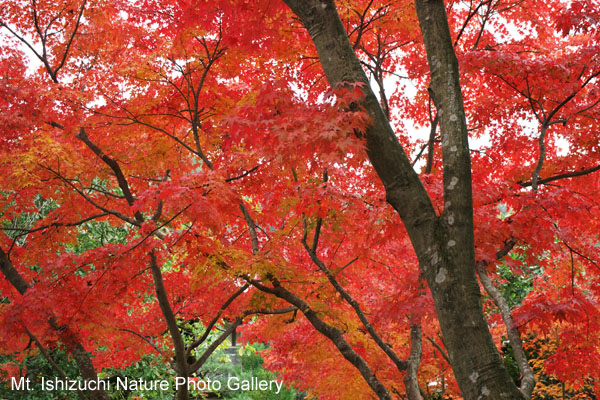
[76,129,140,217]
[453,0,489,47]
[40,165,141,227]
[239,203,259,254]
[425,335,451,364]
[149,252,188,378]
[476,238,535,397]
[519,164,600,187]
[120,328,163,355]
[562,241,600,272]
[188,317,242,374]
[225,166,260,182]
[301,237,408,372]
[186,284,249,354]
[53,0,87,79]
[23,326,90,400]
[404,323,423,400]
[245,272,393,399]
[425,96,439,174]
[3,212,108,238]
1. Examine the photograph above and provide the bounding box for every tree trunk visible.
[281,1,525,398]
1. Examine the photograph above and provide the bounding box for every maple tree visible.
[1,0,600,399]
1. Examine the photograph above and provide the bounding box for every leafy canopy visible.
[1,0,599,398]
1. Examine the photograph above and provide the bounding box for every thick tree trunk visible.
[413,1,525,399]
[281,1,525,399]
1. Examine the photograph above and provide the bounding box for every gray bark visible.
[413,1,524,398]
[404,323,423,400]
[281,1,525,399]
[477,263,536,398]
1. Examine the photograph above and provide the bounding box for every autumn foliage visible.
[1,0,599,399]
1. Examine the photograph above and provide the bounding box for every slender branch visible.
[0,19,52,81]
[3,212,108,237]
[498,67,599,191]
[125,204,189,252]
[23,326,90,400]
[471,0,493,50]
[76,129,140,222]
[40,165,141,227]
[529,124,549,191]
[186,284,249,355]
[425,335,451,364]
[335,256,359,276]
[425,115,439,174]
[245,274,393,400]
[311,170,328,253]
[53,0,87,79]
[301,237,408,372]
[188,317,241,373]
[404,323,423,400]
[149,252,188,380]
[562,241,600,271]
[453,0,489,47]
[87,185,126,199]
[476,238,535,397]
[494,74,544,122]
[298,168,407,374]
[518,164,600,187]
[121,114,203,157]
[119,328,163,355]
[574,98,600,116]
[187,305,298,374]
[225,166,260,182]
[350,0,376,49]
[239,203,259,254]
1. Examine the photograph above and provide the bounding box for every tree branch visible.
[0,247,110,400]
[519,164,600,187]
[246,274,393,400]
[186,284,249,355]
[119,328,163,355]
[476,239,535,398]
[149,252,189,400]
[301,237,408,372]
[23,326,90,400]
[40,165,141,227]
[188,317,242,374]
[426,335,451,365]
[76,128,141,223]
[404,323,423,400]
[239,203,259,254]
